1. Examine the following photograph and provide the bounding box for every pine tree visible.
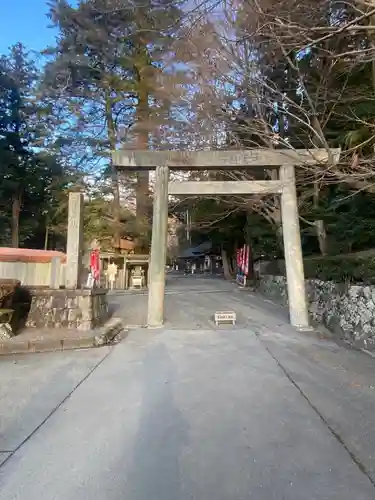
[0,44,54,247]
[44,0,184,251]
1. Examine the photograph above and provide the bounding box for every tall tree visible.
[0,43,54,247]
[44,0,184,250]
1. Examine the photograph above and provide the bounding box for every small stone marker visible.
[214,310,236,326]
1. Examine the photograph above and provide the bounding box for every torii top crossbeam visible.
[112,148,341,171]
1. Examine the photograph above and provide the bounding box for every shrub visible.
[303,255,375,284]
[261,254,375,284]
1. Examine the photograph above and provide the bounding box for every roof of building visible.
[0,248,66,264]
[179,241,212,259]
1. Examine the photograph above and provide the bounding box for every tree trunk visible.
[370,8,375,96]
[315,220,328,256]
[221,248,233,280]
[11,194,21,248]
[269,172,283,253]
[105,95,121,252]
[231,255,236,274]
[231,241,238,274]
[44,224,49,250]
[275,224,283,252]
[313,182,328,256]
[244,214,254,280]
[135,65,150,251]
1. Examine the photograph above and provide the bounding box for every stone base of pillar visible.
[147,324,164,330]
[295,325,315,333]
[26,288,109,330]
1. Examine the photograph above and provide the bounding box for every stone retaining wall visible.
[258,275,375,350]
[26,288,109,331]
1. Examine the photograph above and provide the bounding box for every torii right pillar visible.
[280,164,310,330]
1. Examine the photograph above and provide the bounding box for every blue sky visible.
[0,0,58,55]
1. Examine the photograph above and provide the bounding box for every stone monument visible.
[66,192,84,289]
[26,193,110,331]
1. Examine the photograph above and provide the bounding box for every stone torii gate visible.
[113,148,340,330]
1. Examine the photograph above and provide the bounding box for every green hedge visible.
[262,254,375,283]
[303,255,375,284]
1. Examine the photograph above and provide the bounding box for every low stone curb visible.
[0,318,127,356]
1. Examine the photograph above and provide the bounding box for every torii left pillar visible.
[147,166,169,328]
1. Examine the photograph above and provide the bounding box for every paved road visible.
[0,347,111,460]
[1,276,375,499]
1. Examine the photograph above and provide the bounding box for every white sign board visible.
[214,311,236,326]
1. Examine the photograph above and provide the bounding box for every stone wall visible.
[26,288,109,331]
[258,275,375,350]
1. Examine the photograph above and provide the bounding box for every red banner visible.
[244,245,249,276]
[242,245,246,274]
[90,249,100,281]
